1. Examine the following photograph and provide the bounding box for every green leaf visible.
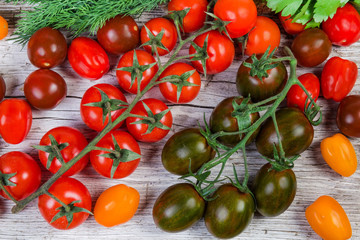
[313,0,347,22]
[267,0,302,14]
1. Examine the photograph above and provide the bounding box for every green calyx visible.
[140,25,169,55]
[262,144,300,172]
[205,12,232,39]
[190,35,209,77]
[98,135,141,179]
[51,200,92,229]
[160,69,199,102]
[33,135,69,169]
[231,97,253,133]
[83,87,128,125]
[166,8,190,33]
[243,47,280,80]
[131,101,171,135]
[0,171,17,187]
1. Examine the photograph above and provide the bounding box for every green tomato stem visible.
[0,180,18,204]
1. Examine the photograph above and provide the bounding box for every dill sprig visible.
[6,0,169,45]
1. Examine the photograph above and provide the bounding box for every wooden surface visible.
[0,2,359,240]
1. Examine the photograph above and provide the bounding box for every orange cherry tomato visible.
[278,14,305,35]
[320,133,357,177]
[306,195,352,240]
[0,16,8,40]
[94,184,140,227]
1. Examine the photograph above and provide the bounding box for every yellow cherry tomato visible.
[0,16,8,40]
[320,133,357,177]
[306,195,352,240]
[94,184,140,227]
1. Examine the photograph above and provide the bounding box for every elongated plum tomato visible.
[245,16,280,56]
[0,99,32,144]
[279,14,305,35]
[80,83,127,131]
[214,0,257,38]
[153,183,205,232]
[168,0,207,33]
[97,15,139,55]
[306,195,352,240]
[38,177,92,230]
[24,69,67,110]
[140,18,177,56]
[38,126,89,176]
[68,37,109,80]
[252,163,296,217]
[90,130,141,179]
[0,151,41,201]
[322,3,360,46]
[27,27,67,69]
[189,30,235,75]
[336,95,360,138]
[94,184,140,227]
[204,184,255,238]
[287,73,320,111]
[116,50,158,94]
[158,62,201,103]
[321,133,357,177]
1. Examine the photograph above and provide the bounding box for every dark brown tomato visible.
[27,27,67,69]
[256,107,314,158]
[210,96,260,147]
[291,28,332,67]
[0,75,5,102]
[236,56,288,103]
[337,95,360,138]
[153,183,205,232]
[252,163,297,217]
[97,15,140,55]
[204,184,255,238]
[161,128,215,175]
[24,69,67,110]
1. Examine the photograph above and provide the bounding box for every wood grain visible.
[0,2,359,240]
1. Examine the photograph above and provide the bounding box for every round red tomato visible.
[80,83,128,131]
[287,73,320,111]
[97,15,140,55]
[0,99,32,144]
[0,151,41,201]
[24,69,67,110]
[116,49,158,94]
[38,126,89,176]
[140,18,177,56]
[214,0,257,38]
[279,14,305,35]
[322,3,360,46]
[68,37,109,80]
[189,30,235,75]
[159,62,201,103]
[90,130,141,179]
[245,16,280,56]
[168,0,207,33]
[27,27,67,69]
[126,98,173,142]
[38,177,92,230]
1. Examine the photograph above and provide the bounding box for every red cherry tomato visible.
[116,50,158,94]
[27,27,67,69]
[90,130,141,179]
[140,18,177,56]
[0,99,32,144]
[189,30,235,75]
[322,3,360,46]
[321,56,358,102]
[38,177,92,230]
[287,73,320,111]
[159,62,201,103]
[24,69,67,110]
[279,14,305,35]
[68,37,109,80]
[126,98,173,142]
[38,126,89,176]
[245,16,280,56]
[80,84,128,131]
[0,151,41,201]
[214,0,257,38]
[168,0,208,33]
[97,15,140,55]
